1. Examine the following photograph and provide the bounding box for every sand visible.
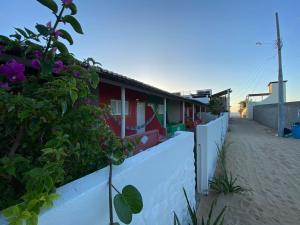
[197,118,300,225]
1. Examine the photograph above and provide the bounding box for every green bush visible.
[209,142,246,195]
[173,188,226,225]
[0,1,142,224]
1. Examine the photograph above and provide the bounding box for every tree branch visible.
[9,126,24,156]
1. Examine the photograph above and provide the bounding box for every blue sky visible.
[1,0,300,111]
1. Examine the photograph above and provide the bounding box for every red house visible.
[96,69,208,153]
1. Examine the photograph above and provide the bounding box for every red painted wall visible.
[99,83,149,136]
[145,105,165,136]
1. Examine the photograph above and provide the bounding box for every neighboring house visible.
[96,69,208,152]
[240,81,287,119]
[211,89,232,113]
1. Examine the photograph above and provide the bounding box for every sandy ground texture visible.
[197,118,300,225]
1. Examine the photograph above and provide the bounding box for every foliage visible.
[0,1,142,225]
[209,142,246,195]
[209,171,246,194]
[173,188,226,225]
[208,97,224,116]
[200,200,226,225]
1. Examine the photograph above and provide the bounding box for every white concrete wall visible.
[196,113,228,194]
[201,112,218,123]
[246,82,287,119]
[0,131,195,225]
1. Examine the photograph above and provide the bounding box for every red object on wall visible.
[145,105,166,136]
[100,82,161,137]
[126,129,160,155]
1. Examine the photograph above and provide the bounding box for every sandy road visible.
[198,118,300,225]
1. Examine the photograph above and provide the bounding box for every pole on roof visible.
[199,106,202,119]
[182,101,185,124]
[192,104,195,122]
[227,89,231,117]
[275,12,285,137]
[121,87,126,139]
[163,98,167,128]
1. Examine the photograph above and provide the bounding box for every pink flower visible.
[52,60,64,74]
[62,0,73,6]
[0,81,10,90]
[0,60,25,83]
[53,30,62,39]
[31,59,41,70]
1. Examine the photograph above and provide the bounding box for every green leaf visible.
[2,205,21,218]
[61,101,68,115]
[40,60,53,75]
[122,185,143,214]
[0,35,11,43]
[113,194,132,224]
[108,150,125,165]
[25,28,36,37]
[35,24,49,36]
[15,28,28,38]
[67,3,77,15]
[58,29,73,45]
[52,41,69,55]
[26,213,38,225]
[69,90,78,105]
[37,0,58,13]
[63,15,84,34]
[10,33,21,41]
[90,71,99,89]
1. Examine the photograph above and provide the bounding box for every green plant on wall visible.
[173,188,226,225]
[208,97,224,116]
[209,143,246,195]
[0,0,142,224]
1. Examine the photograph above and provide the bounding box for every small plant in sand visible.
[173,188,226,225]
[209,142,246,194]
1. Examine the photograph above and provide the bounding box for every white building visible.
[241,81,287,119]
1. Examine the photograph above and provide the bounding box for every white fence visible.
[0,131,195,225]
[196,113,229,194]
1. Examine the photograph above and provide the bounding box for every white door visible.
[136,102,145,134]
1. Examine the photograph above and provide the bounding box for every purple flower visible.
[73,71,80,78]
[31,59,41,70]
[0,81,10,90]
[62,0,73,6]
[53,30,62,39]
[46,21,52,29]
[0,60,25,83]
[0,45,5,54]
[83,97,95,105]
[52,60,64,74]
[34,50,43,59]
[52,47,57,54]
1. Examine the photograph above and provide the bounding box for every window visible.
[158,104,164,114]
[111,100,128,115]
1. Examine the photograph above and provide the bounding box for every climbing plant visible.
[0,0,142,224]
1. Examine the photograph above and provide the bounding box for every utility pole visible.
[275,12,285,137]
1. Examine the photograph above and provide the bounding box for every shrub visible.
[0,1,142,225]
[173,188,226,225]
[209,142,246,195]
